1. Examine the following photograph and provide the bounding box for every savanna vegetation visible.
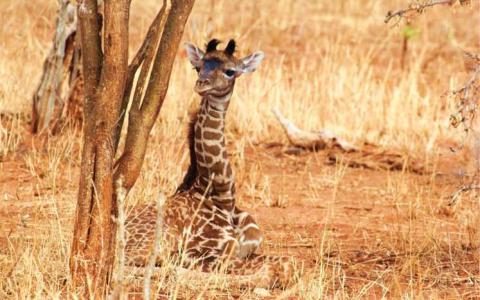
[0,0,479,298]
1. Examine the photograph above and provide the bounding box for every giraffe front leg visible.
[233,207,263,258]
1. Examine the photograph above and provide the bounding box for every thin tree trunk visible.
[32,0,83,134]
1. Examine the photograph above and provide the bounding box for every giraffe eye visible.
[224,69,236,77]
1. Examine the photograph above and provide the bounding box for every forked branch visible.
[114,0,195,192]
[452,64,480,97]
[115,0,168,150]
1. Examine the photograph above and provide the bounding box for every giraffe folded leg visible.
[232,206,263,258]
[205,254,297,289]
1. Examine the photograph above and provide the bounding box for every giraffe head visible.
[185,39,264,98]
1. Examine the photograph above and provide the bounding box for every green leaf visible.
[402,26,421,39]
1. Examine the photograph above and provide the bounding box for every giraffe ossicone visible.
[125,38,297,289]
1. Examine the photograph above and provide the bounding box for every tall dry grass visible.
[1,0,479,299]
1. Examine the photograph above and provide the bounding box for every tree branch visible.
[271,107,357,152]
[385,0,456,23]
[448,54,480,152]
[114,0,195,191]
[452,64,480,97]
[115,0,168,151]
[131,0,168,113]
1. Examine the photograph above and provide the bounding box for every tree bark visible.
[114,0,195,191]
[70,0,129,298]
[32,0,83,134]
[69,0,195,298]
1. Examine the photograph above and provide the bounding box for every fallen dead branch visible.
[271,107,357,152]
[272,108,426,174]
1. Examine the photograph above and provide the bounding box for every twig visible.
[452,65,480,96]
[448,184,480,206]
[385,0,455,23]
[448,63,480,152]
[144,192,166,300]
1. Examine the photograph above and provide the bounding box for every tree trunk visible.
[69,0,195,298]
[69,0,128,298]
[32,0,83,134]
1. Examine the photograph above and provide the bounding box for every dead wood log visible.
[272,107,426,174]
[271,107,357,152]
[32,0,83,134]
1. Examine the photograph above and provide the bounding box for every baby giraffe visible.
[125,39,295,288]
[177,38,264,258]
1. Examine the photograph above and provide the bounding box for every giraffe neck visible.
[192,92,235,211]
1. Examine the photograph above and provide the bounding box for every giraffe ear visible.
[238,51,265,74]
[184,42,204,68]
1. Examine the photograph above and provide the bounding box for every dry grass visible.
[1,0,480,299]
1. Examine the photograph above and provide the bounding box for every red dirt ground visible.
[1,131,479,298]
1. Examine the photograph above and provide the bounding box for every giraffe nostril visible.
[198,78,211,86]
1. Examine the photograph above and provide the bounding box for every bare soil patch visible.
[1,136,478,298]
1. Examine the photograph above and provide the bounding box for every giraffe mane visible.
[175,110,199,194]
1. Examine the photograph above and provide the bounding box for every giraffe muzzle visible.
[194,79,213,95]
